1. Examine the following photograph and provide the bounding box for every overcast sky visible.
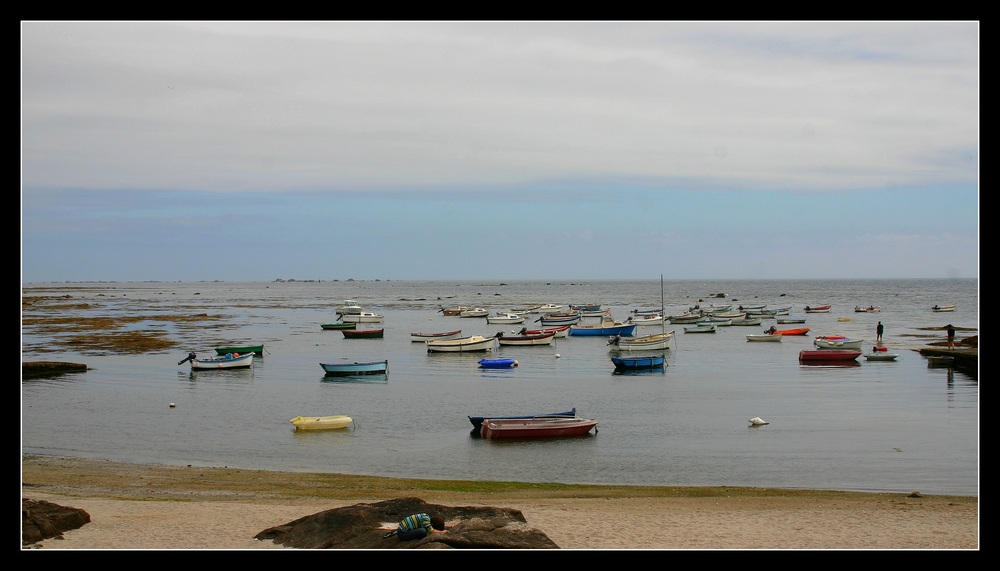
[21,21,979,283]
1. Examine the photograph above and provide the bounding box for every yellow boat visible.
[290,415,354,431]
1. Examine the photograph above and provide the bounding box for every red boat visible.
[495,330,556,346]
[480,416,598,439]
[517,325,571,338]
[798,349,861,362]
[342,328,384,339]
[765,327,811,336]
[803,305,832,313]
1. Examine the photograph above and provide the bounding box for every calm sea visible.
[21,279,979,496]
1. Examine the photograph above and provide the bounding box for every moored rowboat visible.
[468,407,576,430]
[426,335,495,353]
[798,349,861,362]
[290,415,354,431]
[342,328,384,339]
[480,416,598,439]
[214,345,263,356]
[180,352,255,370]
[320,360,389,376]
[410,329,462,342]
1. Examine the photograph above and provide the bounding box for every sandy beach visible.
[21,456,978,550]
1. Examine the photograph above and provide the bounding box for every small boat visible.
[631,307,665,316]
[668,313,703,324]
[708,311,746,320]
[478,357,518,369]
[321,322,357,330]
[569,316,637,336]
[683,324,717,333]
[340,312,384,323]
[746,334,782,342]
[626,313,665,326]
[426,335,495,353]
[698,316,732,326]
[932,304,956,312]
[765,327,811,336]
[864,352,899,361]
[729,316,764,326]
[776,318,806,324]
[342,328,384,339]
[536,313,581,326]
[607,331,675,351]
[813,337,864,350]
[487,312,526,324]
[611,354,665,370]
[855,305,882,313]
[803,305,832,313]
[290,415,354,431]
[927,355,955,367]
[517,325,571,338]
[335,300,364,315]
[459,307,490,318]
[534,304,566,315]
[439,305,468,316]
[468,407,576,430]
[798,349,861,362]
[410,329,462,342]
[480,416,598,439]
[495,331,556,346]
[179,351,255,370]
[319,360,389,376]
[214,344,263,356]
[570,304,602,312]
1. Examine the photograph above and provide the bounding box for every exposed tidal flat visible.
[21,279,978,497]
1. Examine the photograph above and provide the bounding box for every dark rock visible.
[22,499,91,545]
[22,362,88,379]
[255,497,559,549]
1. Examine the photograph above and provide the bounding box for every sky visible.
[21,21,979,283]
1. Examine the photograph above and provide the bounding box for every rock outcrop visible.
[22,499,91,546]
[255,497,560,549]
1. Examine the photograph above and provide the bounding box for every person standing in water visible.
[876,321,884,343]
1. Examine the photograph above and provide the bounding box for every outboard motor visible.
[177,352,196,365]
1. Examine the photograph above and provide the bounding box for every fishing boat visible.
[335,300,364,315]
[746,334,782,342]
[480,416,598,439]
[213,344,263,356]
[468,408,577,430]
[320,322,357,330]
[517,325,571,338]
[813,337,864,350]
[569,316,637,336]
[341,328,384,339]
[179,352,254,370]
[683,324,717,333]
[610,353,665,370]
[410,329,462,342]
[289,415,354,431]
[340,312,384,323]
[932,304,956,312]
[319,360,389,376]
[478,357,518,369]
[425,335,495,353]
[803,305,832,313]
[487,312,526,324]
[495,330,556,346]
[798,349,861,362]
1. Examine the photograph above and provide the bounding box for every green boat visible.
[213,345,264,357]
[321,322,357,330]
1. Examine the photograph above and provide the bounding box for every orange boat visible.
[765,326,811,336]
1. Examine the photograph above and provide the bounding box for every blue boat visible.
[320,359,388,376]
[611,354,665,370]
[569,316,637,336]
[468,407,577,430]
[478,358,518,369]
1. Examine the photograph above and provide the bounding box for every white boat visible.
[179,351,255,370]
[813,337,864,350]
[536,313,581,326]
[746,334,782,342]
[626,313,665,326]
[459,307,489,318]
[534,304,565,315]
[517,325,571,338]
[340,312,384,323]
[495,331,556,346]
[290,415,354,430]
[607,331,675,351]
[683,324,717,333]
[410,329,462,342]
[698,316,732,326]
[932,304,956,312]
[335,300,364,315]
[730,316,764,326]
[487,312,526,324]
[426,335,495,353]
[864,352,898,361]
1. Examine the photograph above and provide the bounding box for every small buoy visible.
[555,354,561,358]
[513,360,519,367]
[749,416,768,425]
[169,402,176,408]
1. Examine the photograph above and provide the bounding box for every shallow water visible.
[21,278,979,495]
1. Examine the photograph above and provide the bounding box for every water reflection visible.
[320,373,388,384]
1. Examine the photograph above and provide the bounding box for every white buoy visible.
[555,354,561,358]
[749,416,768,425]
[169,403,176,408]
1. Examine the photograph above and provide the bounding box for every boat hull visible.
[480,417,598,439]
[608,332,674,351]
[290,415,353,430]
[214,345,263,356]
[813,338,863,350]
[320,360,389,376]
[611,355,665,369]
[410,330,462,342]
[478,358,518,368]
[426,335,495,352]
[798,350,861,362]
[519,325,570,338]
[864,353,899,361]
[468,408,576,430]
[342,329,384,339]
[496,332,556,346]
[746,334,782,342]
[189,353,255,369]
[321,322,357,330]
